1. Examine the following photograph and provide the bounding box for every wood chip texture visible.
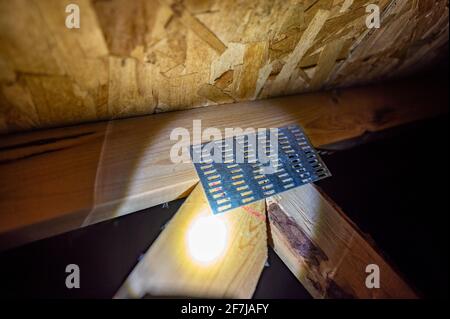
[0,0,448,133]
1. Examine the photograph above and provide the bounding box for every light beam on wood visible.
[115,183,267,299]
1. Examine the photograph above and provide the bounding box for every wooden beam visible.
[266,184,418,298]
[0,79,447,250]
[115,183,267,298]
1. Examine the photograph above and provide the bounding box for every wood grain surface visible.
[267,184,418,298]
[0,78,447,250]
[115,183,267,298]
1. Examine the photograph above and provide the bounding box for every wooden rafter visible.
[116,183,417,298]
[115,183,267,299]
[267,184,417,298]
[0,78,447,250]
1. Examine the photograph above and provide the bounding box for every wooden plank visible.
[0,79,447,250]
[266,184,418,298]
[115,183,267,298]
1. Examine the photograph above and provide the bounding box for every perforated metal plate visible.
[190,125,331,214]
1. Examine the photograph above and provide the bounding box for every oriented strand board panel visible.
[0,0,448,133]
[267,184,417,298]
[115,184,267,299]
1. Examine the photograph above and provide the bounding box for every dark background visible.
[0,113,448,299]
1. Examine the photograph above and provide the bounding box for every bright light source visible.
[187,215,228,264]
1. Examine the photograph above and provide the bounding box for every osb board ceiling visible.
[0,0,448,133]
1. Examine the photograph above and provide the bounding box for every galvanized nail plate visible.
[190,125,331,214]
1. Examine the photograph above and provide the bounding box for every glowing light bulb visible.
[187,215,228,264]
